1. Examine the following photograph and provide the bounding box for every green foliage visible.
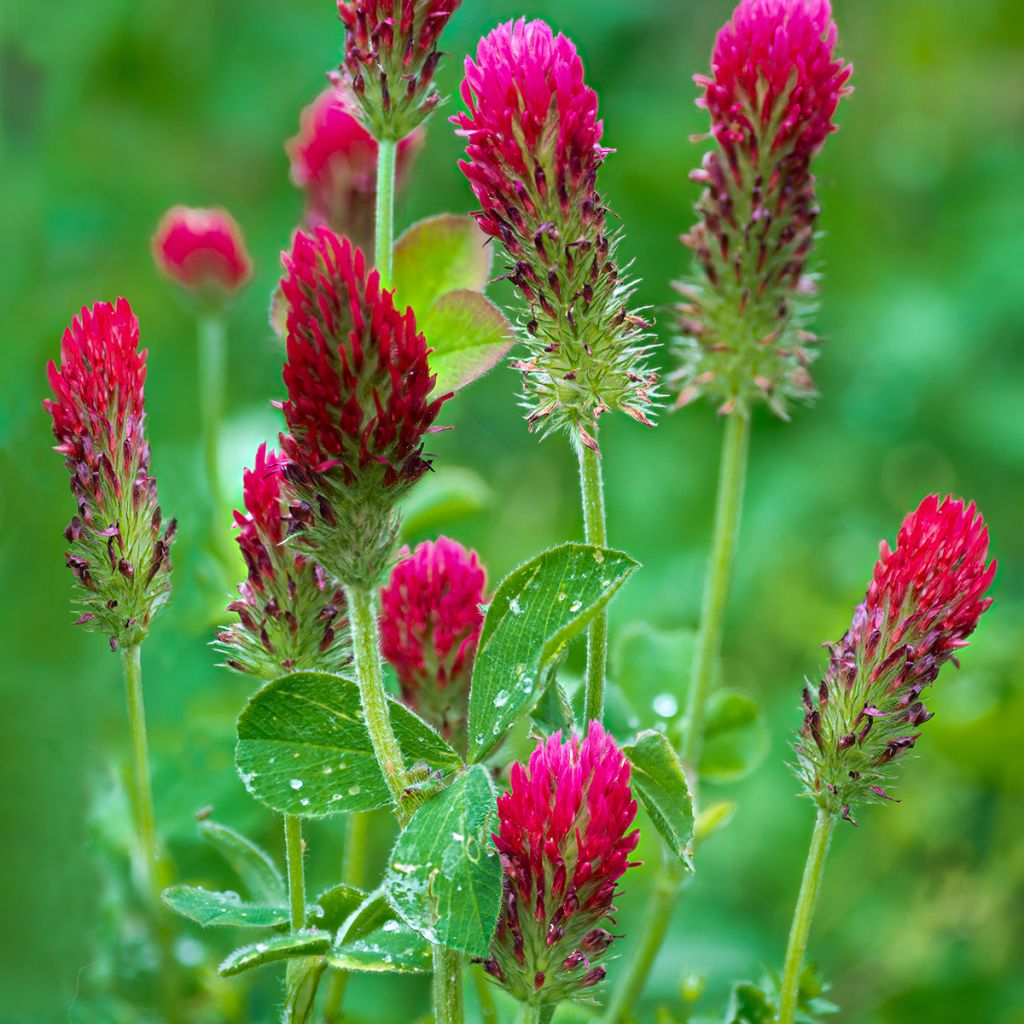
[328,890,433,974]
[467,543,639,761]
[308,883,365,932]
[400,465,492,537]
[698,690,770,785]
[235,671,462,818]
[198,818,287,905]
[392,214,515,394]
[218,932,332,977]
[624,730,695,869]
[162,884,290,928]
[383,765,502,957]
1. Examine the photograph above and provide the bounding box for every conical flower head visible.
[673,0,851,417]
[796,495,996,822]
[380,536,485,745]
[278,227,450,585]
[454,19,658,448]
[216,444,351,679]
[44,298,175,651]
[484,722,639,1008]
[287,86,423,254]
[337,0,461,140]
[152,206,252,303]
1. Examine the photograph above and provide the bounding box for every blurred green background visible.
[1,0,1022,1021]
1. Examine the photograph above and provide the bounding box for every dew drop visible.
[348,784,361,796]
[653,693,678,717]
[290,779,304,790]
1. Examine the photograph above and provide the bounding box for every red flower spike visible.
[380,537,485,746]
[278,227,450,586]
[454,19,658,444]
[337,0,461,140]
[796,495,996,818]
[287,86,423,254]
[485,722,639,1008]
[217,444,351,679]
[152,206,252,298]
[44,299,175,649]
[672,0,852,418]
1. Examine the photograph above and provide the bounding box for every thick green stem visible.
[375,139,397,288]
[198,313,229,545]
[518,1005,554,1024]
[320,972,349,1024]
[577,435,609,724]
[345,584,411,822]
[342,811,371,888]
[432,947,464,1024]
[284,814,305,930]
[120,643,161,901]
[473,966,499,1024]
[681,410,750,767]
[777,808,836,1024]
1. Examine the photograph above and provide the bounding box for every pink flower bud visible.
[454,19,658,444]
[44,299,174,648]
[488,722,639,1008]
[217,444,350,679]
[337,0,461,139]
[673,0,851,418]
[152,206,252,297]
[277,227,450,585]
[380,537,486,744]
[287,87,423,253]
[797,495,996,816]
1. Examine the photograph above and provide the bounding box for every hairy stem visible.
[778,808,836,1024]
[375,139,397,288]
[345,583,411,822]
[284,814,305,930]
[682,410,750,767]
[577,433,609,724]
[600,851,685,1023]
[473,965,499,1024]
[518,1005,554,1024]
[432,947,464,1024]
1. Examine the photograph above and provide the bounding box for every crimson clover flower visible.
[216,444,350,679]
[287,85,423,254]
[673,0,852,417]
[44,298,176,651]
[796,495,996,823]
[380,536,485,745]
[482,722,640,1009]
[454,19,658,450]
[278,227,450,586]
[337,0,462,140]
[152,206,252,302]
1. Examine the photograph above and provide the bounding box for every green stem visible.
[577,434,609,725]
[432,947,464,1024]
[681,410,750,768]
[777,808,836,1024]
[342,811,370,888]
[518,1005,554,1024]
[599,850,684,1024]
[120,642,161,901]
[345,584,411,822]
[375,139,397,288]
[320,972,349,1024]
[198,313,228,546]
[473,966,499,1024]
[284,814,305,930]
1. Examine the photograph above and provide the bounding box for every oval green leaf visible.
[218,932,331,977]
[198,819,286,905]
[701,689,770,784]
[383,765,502,958]
[236,671,462,818]
[162,885,290,929]
[468,544,639,762]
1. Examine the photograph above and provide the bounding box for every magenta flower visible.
[483,722,640,1008]
[674,0,852,417]
[152,206,252,298]
[797,495,996,821]
[337,0,462,139]
[287,86,423,252]
[44,298,175,650]
[216,444,350,679]
[277,227,450,585]
[380,537,485,743]
[454,19,657,447]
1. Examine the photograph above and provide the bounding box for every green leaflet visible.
[383,765,502,958]
[623,730,695,870]
[308,883,365,932]
[328,890,433,974]
[468,543,639,762]
[235,671,462,818]
[218,932,331,977]
[161,885,290,929]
